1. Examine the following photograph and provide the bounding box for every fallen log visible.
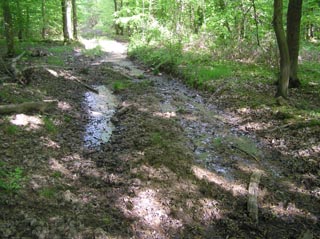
[0,101,57,114]
[247,170,262,224]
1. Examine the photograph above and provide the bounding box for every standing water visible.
[83,85,118,149]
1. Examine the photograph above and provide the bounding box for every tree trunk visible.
[42,0,47,39]
[26,6,30,38]
[2,0,15,57]
[16,0,23,41]
[287,0,303,88]
[61,0,72,42]
[251,0,260,46]
[273,0,290,98]
[72,0,78,40]
[114,0,118,11]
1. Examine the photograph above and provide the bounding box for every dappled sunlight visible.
[79,38,99,50]
[79,37,127,54]
[40,136,60,149]
[198,198,222,223]
[118,188,183,237]
[10,114,43,130]
[297,144,320,158]
[49,158,77,180]
[49,153,111,182]
[192,166,247,196]
[57,101,72,111]
[152,111,176,119]
[239,121,273,131]
[264,202,318,223]
[46,68,59,77]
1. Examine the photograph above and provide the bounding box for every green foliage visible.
[150,132,167,148]
[43,117,57,133]
[0,164,23,192]
[112,80,129,92]
[4,124,19,135]
[47,56,64,66]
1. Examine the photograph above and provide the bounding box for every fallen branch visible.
[0,101,57,114]
[247,170,262,224]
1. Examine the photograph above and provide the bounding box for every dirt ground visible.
[0,39,319,238]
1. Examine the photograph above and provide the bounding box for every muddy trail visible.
[0,39,319,238]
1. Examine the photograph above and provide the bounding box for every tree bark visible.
[26,6,30,39]
[2,0,15,57]
[72,0,78,40]
[16,0,23,41]
[114,0,118,11]
[42,0,47,39]
[61,0,72,42]
[287,0,303,88]
[273,0,290,98]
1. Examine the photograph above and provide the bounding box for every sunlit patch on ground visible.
[49,158,77,180]
[264,202,318,223]
[80,37,127,54]
[198,198,222,222]
[192,166,247,196]
[118,188,183,237]
[153,111,176,118]
[57,101,72,111]
[41,137,60,149]
[10,114,43,130]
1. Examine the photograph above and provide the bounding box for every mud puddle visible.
[83,85,118,149]
[85,39,282,181]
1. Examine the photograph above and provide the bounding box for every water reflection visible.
[83,85,117,149]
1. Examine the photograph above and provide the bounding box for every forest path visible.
[0,38,318,239]
[80,37,280,181]
[74,38,318,238]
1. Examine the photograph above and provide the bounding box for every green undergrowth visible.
[129,40,320,125]
[0,162,24,193]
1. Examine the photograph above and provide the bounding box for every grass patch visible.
[4,124,19,135]
[47,56,64,66]
[0,164,23,193]
[112,80,130,92]
[43,116,57,133]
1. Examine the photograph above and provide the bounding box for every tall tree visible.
[287,0,303,88]
[273,0,290,98]
[72,0,78,40]
[2,0,15,57]
[16,0,23,41]
[42,0,48,39]
[61,0,72,42]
